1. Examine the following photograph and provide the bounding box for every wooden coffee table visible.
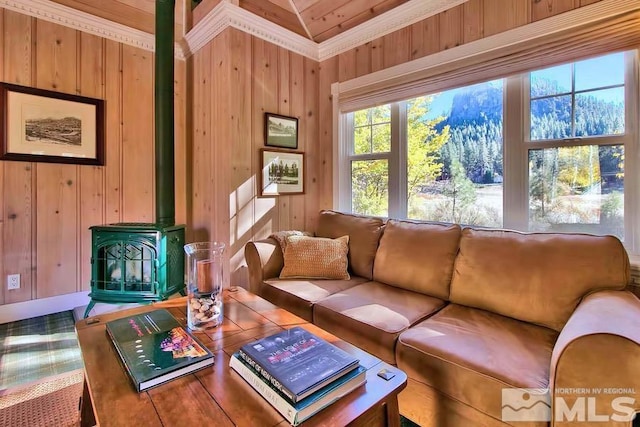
[76,288,407,426]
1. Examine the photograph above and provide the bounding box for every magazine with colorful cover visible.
[238,326,359,402]
[106,308,214,392]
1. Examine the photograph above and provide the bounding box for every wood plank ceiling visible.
[50,0,412,43]
[240,0,411,42]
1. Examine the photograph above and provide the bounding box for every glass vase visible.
[184,242,225,330]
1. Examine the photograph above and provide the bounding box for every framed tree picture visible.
[260,149,304,196]
[0,82,105,165]
[265,112,298,149]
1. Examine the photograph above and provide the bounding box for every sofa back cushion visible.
[316,210,384,280]
[373,220,461,299]
[449,228,630,331]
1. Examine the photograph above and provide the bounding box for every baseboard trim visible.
[0,291,90,324]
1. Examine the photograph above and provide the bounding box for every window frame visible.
[337,50,639,254]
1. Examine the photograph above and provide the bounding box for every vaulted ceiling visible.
[49,0,414,43]
[238,0,411,42]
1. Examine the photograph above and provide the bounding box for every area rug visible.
[0,369,83,427]
[0,311,83,390]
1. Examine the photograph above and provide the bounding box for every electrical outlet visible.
[7,274,20,290]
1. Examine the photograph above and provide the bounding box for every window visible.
[339,51,636,250]
[407,82,504,227]
[349,105,392,217]
[528,145,623,238]
[530,54,625,140]
[526,52,627,240]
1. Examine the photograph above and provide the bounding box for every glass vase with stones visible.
[184,242,225,330]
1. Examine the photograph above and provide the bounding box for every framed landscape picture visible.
[265,112,298,149]
[0,82,105,165]
[260,149,304,196]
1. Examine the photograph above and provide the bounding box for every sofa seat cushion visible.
[396,303,558,422]
[262,276,368,321]
[313,281,447,364]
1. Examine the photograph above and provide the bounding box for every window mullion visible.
[388,102,403,218]
[624,49,639,254]
[338,111,353,212]
[527,135,628,150]
[397,102,408,219]
[348,152,390,161]
[571,63,576,137]
[504,75,528,231]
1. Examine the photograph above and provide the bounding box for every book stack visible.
[106,309,214,392]
[229,326,366,426]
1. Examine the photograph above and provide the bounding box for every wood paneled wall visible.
[190,28,319,288]
[0,0,600,304]
[318,0,602,213]
[0,9,187,305]
[50,0,189,36]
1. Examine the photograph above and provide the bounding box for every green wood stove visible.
[85,223,185,318]
[86,0,184,318]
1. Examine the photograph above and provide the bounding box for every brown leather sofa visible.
[244,210,640,426]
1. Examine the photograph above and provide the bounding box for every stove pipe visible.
[155,0,175,226]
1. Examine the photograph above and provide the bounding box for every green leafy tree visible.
[352,159,389,216]
[406,97,450,217]
[352,99,448,217]
[352,106,391,216]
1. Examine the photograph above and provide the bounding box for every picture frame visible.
[265,112,298,149]
[260,149,305,196]
[0,82,105,166]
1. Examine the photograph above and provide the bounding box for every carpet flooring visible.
[0,369,83,427]
[0,311,83,390]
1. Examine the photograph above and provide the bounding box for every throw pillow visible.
[269,230,313,254]
[280,235,350,280]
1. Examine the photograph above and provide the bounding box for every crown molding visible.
[1,0,154,50]
[180,1,228,58]
[0,0,186,58]
[184,0,470,61]
[317,0,468,61]
[183,1,318,60]
[3,0,470,62]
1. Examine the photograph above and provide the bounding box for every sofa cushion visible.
[313,281,446,364]
[316,210,384,280]
[450,228,630,331]
[373,219,461,300]
[262,277,368,321]
[280,235,350,280]
[396,303,558,422]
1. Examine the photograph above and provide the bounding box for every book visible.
[238,326,359,402]
[105,308,214,392]
[230,353,366,426]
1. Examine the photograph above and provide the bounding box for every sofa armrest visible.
[550,290,640,424]
[244,238,284,296]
